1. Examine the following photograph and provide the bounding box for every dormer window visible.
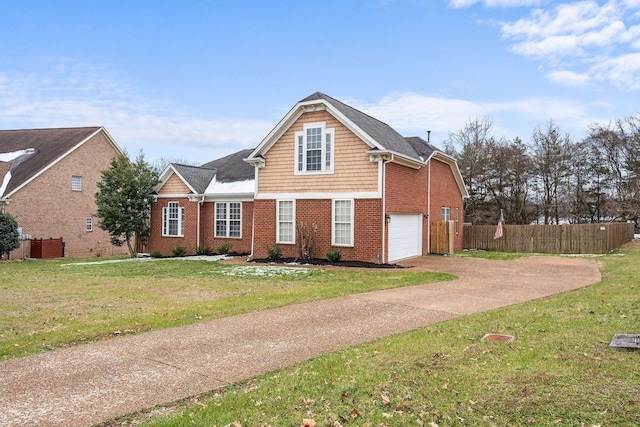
[294,122,334,174]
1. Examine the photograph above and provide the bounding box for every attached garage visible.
[388,213,423,262]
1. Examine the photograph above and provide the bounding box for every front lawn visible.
[106,244,639,427]
[0,257,453,360]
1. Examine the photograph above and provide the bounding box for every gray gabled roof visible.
[0,127,113,198]
[300,92,433,163]
[171,164,217,194]
[201,148,255,183]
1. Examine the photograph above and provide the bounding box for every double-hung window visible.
[294,122,335,174]
[86,217,93,232]
[332,199,354,246]
[215,202,242,238]
[277,200,295,244]
[441,206,451,222]
[162,201,184,236]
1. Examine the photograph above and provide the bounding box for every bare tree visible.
[445,118,494,224]
[531,120,572,224]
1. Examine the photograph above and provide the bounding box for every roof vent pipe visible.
[427,130,431,143]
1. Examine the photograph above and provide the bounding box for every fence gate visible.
[430,221,454,255]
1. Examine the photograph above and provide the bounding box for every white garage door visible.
[388,213,422,262]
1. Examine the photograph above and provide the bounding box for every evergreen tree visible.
[95,152,159,257]
[0,212,20,259]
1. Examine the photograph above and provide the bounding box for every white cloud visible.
[497,0,640,88]
[546,70,591,86]
[449,0,540,8]
[350,92,594,144]
[0,63,272,163]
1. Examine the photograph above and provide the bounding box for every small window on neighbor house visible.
[455,208,460,235]
[441,207,451,222]
[71,175,82,191]
[86,217,93,232]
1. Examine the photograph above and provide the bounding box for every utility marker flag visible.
[494,210,504,240]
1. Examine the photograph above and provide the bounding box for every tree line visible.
[444,115,640,228]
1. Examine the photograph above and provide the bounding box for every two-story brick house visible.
[149,92,467,263]
[0,127,128,258]
[244,92,468,262]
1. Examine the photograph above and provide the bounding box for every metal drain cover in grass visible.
[609,334,640,351]
[481,333,514,344]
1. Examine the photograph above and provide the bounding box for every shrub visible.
[150,250,163,258]
[196,246,211,256]
[172,246,187,257]
[326,250,342,263]
[216,243,231,255]
[267,244,282,261]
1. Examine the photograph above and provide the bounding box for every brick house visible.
[0,127,128,259]
[245,92,468,263]
[149,92,467,263]
[147,149,255,256]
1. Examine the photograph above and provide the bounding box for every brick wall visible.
[5,131,128,258]
[427,159,465,250]
[251,198,383,262]
[148,199,253,256]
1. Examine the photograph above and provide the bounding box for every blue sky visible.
[1,0,639,164]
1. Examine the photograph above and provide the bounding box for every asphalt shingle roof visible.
[171,164,217,194]
[200,148,255,183]
[0,127,102,198]
[300,92,437,162]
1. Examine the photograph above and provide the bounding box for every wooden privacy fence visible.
[464,222,635,254]
[31,238,65,259]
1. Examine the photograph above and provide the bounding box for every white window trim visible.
[215,201,242,238]
[162,201,185,237]
[86,217,93,232]
[276,199,296,244]
[71,175,82,191]
[332,199,354,247]
[441,206,451,222]
[294,121,335,175]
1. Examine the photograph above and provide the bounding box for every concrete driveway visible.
[0,255,601,427]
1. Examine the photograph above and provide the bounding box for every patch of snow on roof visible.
[0,149,35,198]
[204,178,254,195]
[0,171,11,198]
[0,149,34,162]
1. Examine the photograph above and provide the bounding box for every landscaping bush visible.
[326,250,342,263]
[266,244,281,261]
[216,243,231,255]
[172,246,187,257]
[196,246,211,256]
[150,250,163,258]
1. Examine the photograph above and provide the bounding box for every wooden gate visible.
[430,221,454,255]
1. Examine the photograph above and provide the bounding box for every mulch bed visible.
[248,257,408,269]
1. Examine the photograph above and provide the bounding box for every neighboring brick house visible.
[0,127,128,259]
[244,92,468,263]
[147,149,255,256]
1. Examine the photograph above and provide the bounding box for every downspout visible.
[427,159,431,254]
[197,195,204,249]
[381,155,393,264]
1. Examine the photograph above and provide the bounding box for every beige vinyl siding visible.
[159,173,190,194]
[258,111,378,194]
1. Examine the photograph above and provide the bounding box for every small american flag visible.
[494,210,504,239]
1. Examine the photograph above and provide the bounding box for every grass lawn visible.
[0,257,453,360]
[102,243,638,427]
